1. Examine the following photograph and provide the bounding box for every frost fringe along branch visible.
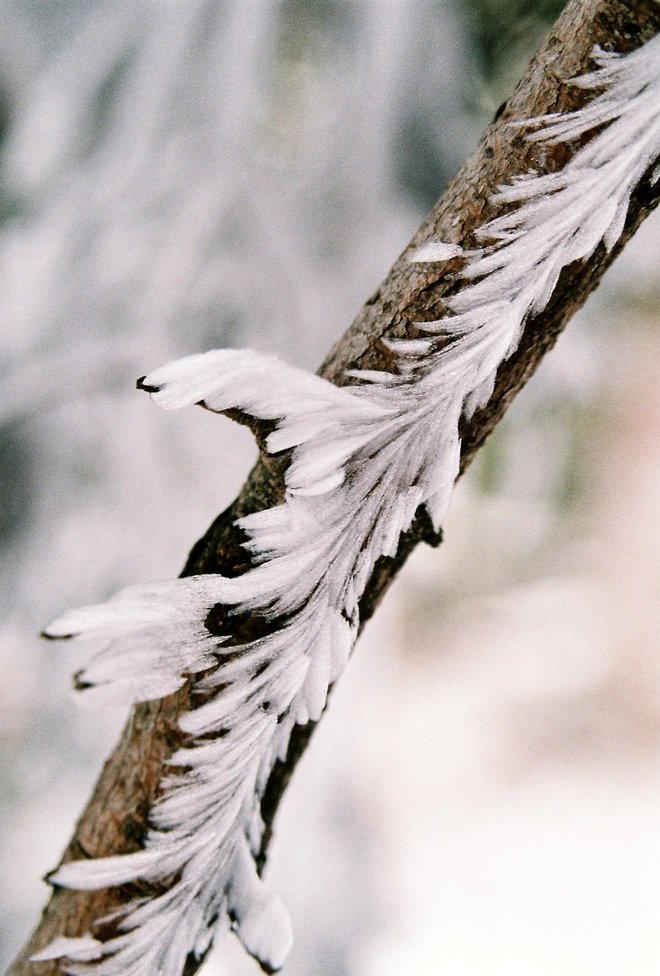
[36,37,660,976]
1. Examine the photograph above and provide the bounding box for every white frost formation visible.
[38,38,660,976]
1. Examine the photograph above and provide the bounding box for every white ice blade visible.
[228,842,293,973]
[408,241,463,263]
[48,848,167,890]
[31,936,104,963]
[140,348,363,419]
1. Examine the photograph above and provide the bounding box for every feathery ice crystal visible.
[37,37,660,976]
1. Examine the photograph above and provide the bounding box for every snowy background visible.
[1,1,659,974]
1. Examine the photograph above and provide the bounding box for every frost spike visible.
[227,841,293,973]
[31,937,105,964]
[408,241,463,263]
[48,848,167,890]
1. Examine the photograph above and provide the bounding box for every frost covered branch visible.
[11,3,660,976]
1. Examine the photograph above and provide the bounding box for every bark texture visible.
[11,0,660,972]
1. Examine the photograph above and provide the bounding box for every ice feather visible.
[32,937,105,963]
[408,240,463,263]
[40,38,660,976]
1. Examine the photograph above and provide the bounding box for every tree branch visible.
[11,0,660,973]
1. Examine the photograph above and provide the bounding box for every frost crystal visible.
[40,38,660,976]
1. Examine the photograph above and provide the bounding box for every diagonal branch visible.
[10,1,660,974]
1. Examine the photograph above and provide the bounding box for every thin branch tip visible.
[136,375,159,392]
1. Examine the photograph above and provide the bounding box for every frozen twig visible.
[10,2,660,975]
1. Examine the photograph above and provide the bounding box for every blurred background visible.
[0,1,658,973]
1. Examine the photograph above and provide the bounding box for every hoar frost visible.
[37,37,660,976]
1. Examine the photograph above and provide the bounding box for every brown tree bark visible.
[10,0,660,973]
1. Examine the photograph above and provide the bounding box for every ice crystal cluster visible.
[36,38,660,976]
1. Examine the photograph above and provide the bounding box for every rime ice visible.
[39,36,660,976]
